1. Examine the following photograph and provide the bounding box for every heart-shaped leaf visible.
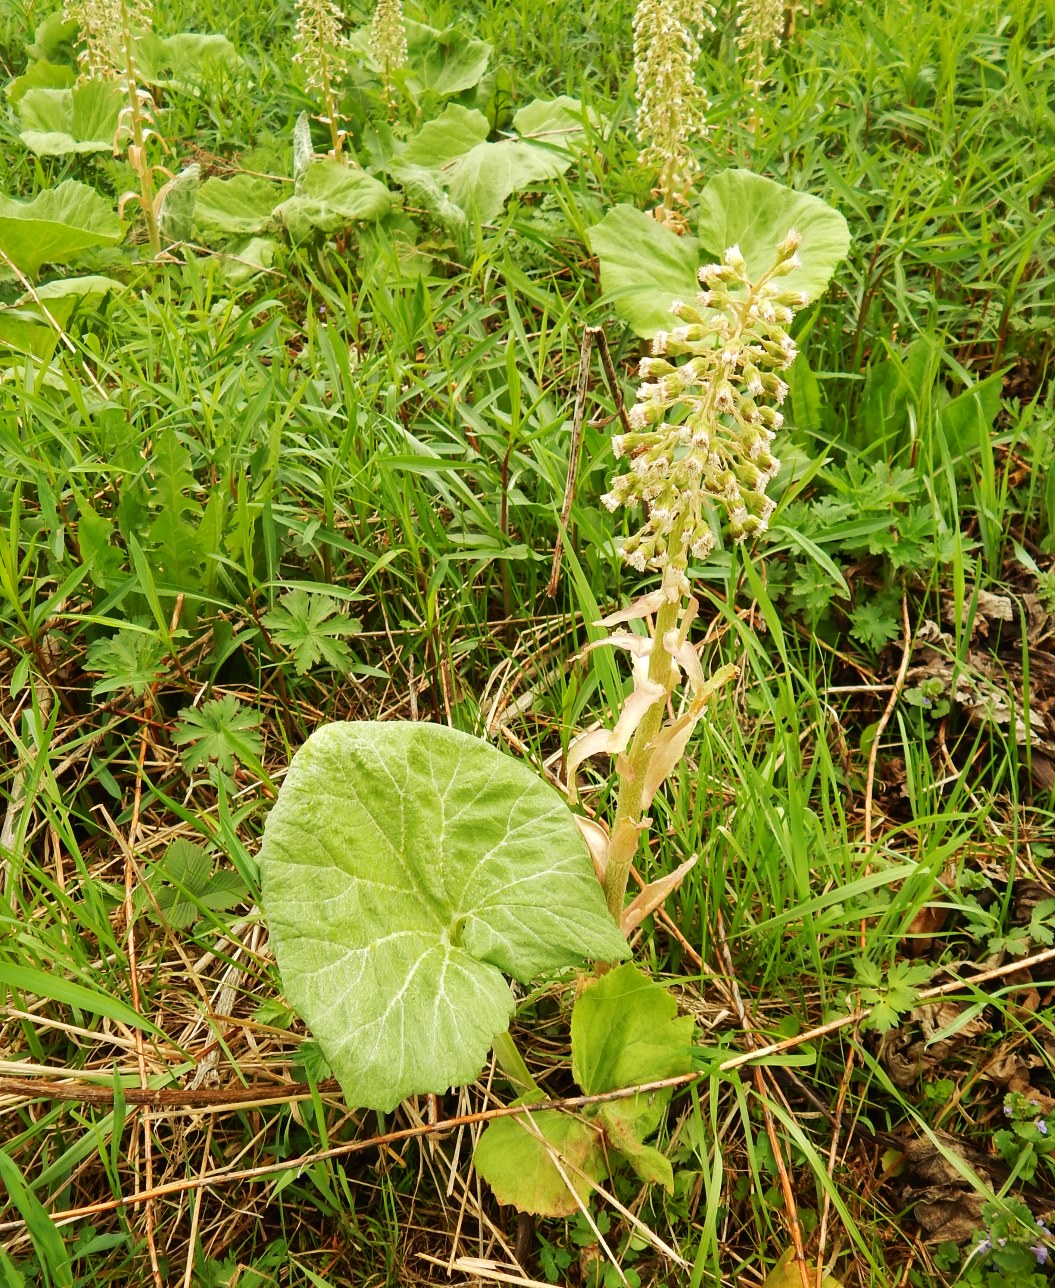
[0,180,123,278]
[393,104,573,224]
[18,80,126,155]
[194,174,279,240]
[586,204,700,338]
[133,31,245,92]
[260,721,628,1112]
[694,170,851,304]
[275,161,393,240]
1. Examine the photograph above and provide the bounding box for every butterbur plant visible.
[632,0,714,224]
[574,231,806,924]
[64,0,162,253]
[294,0,352,160]
[258,179,848,1220]
[370,0,408,115]
[737,0,785,113]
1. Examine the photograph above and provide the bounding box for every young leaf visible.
[86,628,167,698]
[474,1106,607,1217]
[857,959,933,1034]
[572,963,694,1190]
[172,695,265,779]
[261,589,361,675]
[259,721,628,1112]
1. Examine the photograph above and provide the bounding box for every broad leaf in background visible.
[572,962,694,1191]
[17,80,125,155]
[695,170,851,304]
[586,205,700,338]
[392,104,576,225]
[512,96,601,150]
[133,31,245,92]
[0,180,123,278]
[274,161,393,240]
[349,20,490,98]
[473,1103,607,1217]
[260,722,628,1112]
[5,59,75,105]
[193,174,279,241]
[0,275,123,359]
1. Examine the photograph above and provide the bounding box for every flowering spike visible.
[370,0,408,114]
[295,0,351,159]
[604,234,804,576]
[632,0,715,219]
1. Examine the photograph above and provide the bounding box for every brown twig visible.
[4,944,1055,1239]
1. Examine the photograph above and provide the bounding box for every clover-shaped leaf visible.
[260,722,628,1112]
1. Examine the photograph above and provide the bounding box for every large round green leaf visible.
[260,721,628,1112]
[18,81,125,156]
[0,180,123,278]
[694,170,851,304]
[586,204,700,338]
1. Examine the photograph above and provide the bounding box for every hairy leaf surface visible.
[260,721,628,1111]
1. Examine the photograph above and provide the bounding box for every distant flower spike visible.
[632,0,715,219]
[65,0,152,79]
[295,0,351,159]
[737,0,785,98]
[605,231,804,592]
[370,0,408,114]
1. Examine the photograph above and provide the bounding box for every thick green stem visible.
[601,576,683,922]
[491,1029,542,1100]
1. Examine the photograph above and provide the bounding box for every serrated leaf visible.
[262,588,361,675]
[161,839,212,894]
[0,180,123,278]
[85,628,167,698]
[17,79,125,155]
[194,174,279,240]
[694,170,850,304]
[474,1107,606,1216]
[260,721,628,1112]
[586,204,701,338]
[173,695,264,777]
